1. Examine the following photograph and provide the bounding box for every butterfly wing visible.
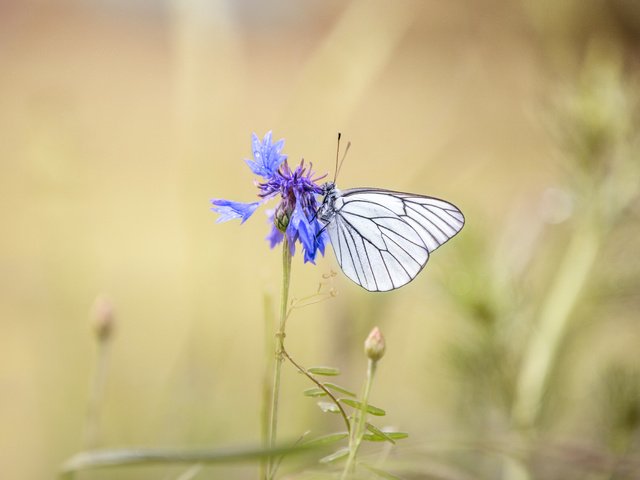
[325,188,464,292]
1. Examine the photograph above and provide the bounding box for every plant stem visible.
[342,359,376,479]
[506,218,600,480]
[512,219,600,428]
[84,338,110,449]
[281,348,351,433]
[266,239,292,480]
[260,293,275,480]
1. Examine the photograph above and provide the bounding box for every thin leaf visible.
[365,423,395,444]
[303,432,348,447]
[319,447,349,464]
[323,382,356,397]
[307,366,341,376]
[362,431,408,442]
[60,443,316,476]
[340,399,386,416]
[317,401,341,414]
[303,387,327,397]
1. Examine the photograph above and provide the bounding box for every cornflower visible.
[211,131,328,263]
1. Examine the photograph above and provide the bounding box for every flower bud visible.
[364,327,386,362]
[274,202,291,233]
[91,295,115,342]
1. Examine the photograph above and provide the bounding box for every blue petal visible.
[287,200,324,263]
[266,225,284,248]
[211,199,260,224]
[265,209,285,248]
[245,131,287,179]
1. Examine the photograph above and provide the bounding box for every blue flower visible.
[212,131,328,263]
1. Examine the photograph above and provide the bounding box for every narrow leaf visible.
[324,382,356,397]
[319,447,349,464]
[362,431,408,442]
[317,401,341,414]
[303,432,348,447]
[303,388,327,397]
[340,399,386,416]
[307,366,340,376]
[365,423,395,444]
[61,443,317,475]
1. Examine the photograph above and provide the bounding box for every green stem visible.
[512,219,600,428]
[84,339,110,449]
[506,219,600,480]
[260,293,275,480]
[342,359,377,479]
[281,348,351,433]
[266,239,292,480]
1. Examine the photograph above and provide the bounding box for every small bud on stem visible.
[274,202,291,233]
[364,326,386,362]
[91,295,115,342]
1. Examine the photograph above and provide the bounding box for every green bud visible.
[274,203,291,233]
[364,327,385,362]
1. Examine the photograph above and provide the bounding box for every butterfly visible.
[316,183,464,291]
[315,137,464,291]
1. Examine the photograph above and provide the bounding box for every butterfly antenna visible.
[336,141,350,181]
[333,132,342,183]
[333,133,350,183]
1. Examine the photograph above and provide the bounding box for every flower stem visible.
[281,348,351,433]
[342,359,377,479]
[266,239,292,480]
[84,338,110,448]
[260,293,275,480]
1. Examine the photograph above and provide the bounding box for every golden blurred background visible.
[1,0,639,478]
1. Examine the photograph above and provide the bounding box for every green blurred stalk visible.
[84,337,110,449]
[508,216,600,480]
[61,443,316,479]
[261,293,275,480]
[342,359,377,478]
[513,218,600,428]
[266,239,293,480]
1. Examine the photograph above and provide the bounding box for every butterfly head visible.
[321,181,336,195]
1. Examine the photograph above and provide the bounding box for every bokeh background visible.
[1,0,639,478]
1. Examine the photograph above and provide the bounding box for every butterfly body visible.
[318,182,464,292]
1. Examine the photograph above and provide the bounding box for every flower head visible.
[212,132,328,263]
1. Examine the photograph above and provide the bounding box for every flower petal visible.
[211,199,260,224]
[265,209,285,248]
[245,131,287,179]
[266,225,284,248]
[287,200,325,263]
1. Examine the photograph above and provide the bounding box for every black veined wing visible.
[319,186,465,292]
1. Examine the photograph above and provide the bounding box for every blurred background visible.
[1,0,639,478]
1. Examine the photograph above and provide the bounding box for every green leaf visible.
[323,382,356,397]
[340,399,386,416]
[60,443,318,476]
[362,430,408,442]
[307,366,341,376]
[317,401,341,414]
[365,423,395,444]
[319,447,349,464]
[303,432,348,447]
[303,388,327,397]
[359,462,405,479]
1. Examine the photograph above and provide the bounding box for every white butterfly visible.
[317,182,464,292]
